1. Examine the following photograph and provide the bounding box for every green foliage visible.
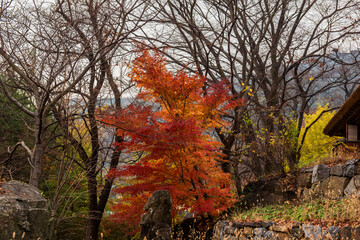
[0,82,33,181]
[298,105,338,167]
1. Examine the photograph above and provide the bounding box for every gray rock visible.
[291,224,304,239]
[243,226,254,237]
[344,159,360,177]
[326,176,350,199]
[223,224,236,235]
[212,221,229,240]
[344,175,360,196]
[344,164,357,177]
[312,164,330,183]
[303,223,322,240]
[263,230,276,240]
[0,181,51,240]
[339,226,352,240]
[273,232,292,239]
[213,221,244,240]
[269,224,291,233]
[260,221,275,228]
[1,181,44,199]
[323,226,340,240]
[140,190,172,240]
[352,226,360,239]
[330,165,344,176]
[253,227,267,237]
[345,158,360,166]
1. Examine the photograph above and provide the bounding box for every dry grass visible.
[232,195,360,228]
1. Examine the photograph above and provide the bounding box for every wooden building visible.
[324,86,360,154]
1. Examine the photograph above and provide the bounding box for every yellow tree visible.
[298,105,339,167]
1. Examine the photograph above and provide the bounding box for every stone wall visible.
[213,220,359,240]
[212,159,360,240]
[298,159,360,200]
[242,159,360,207]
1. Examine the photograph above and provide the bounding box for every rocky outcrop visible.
[140,190,172,240]
[213,220,359,240]
[0,181,51,240]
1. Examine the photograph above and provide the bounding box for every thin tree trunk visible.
[30,143,43,187]
[30,114,45,187]
[86,166,100,240]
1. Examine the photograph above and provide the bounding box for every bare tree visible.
[0,0,12,19]
[322,49,360,104]
[0,1,106,187]
[49,0,149,239]
[141,0,360,190]
[0,1,149,238]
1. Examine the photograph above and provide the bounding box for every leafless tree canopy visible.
[138,0,360,185]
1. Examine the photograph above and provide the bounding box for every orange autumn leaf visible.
[101,46,242,230]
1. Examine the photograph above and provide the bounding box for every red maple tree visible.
[101,46,242,230]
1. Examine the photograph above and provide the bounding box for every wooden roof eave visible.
[323,85,360,137]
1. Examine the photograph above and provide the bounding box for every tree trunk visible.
[86,167,100,240]
[29,114,45,188]
[29,143,43,187]
[86,216,100,240]
[86,212,100,240]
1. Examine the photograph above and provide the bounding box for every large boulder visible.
[140,190,172,240]
[0,181,51,240]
